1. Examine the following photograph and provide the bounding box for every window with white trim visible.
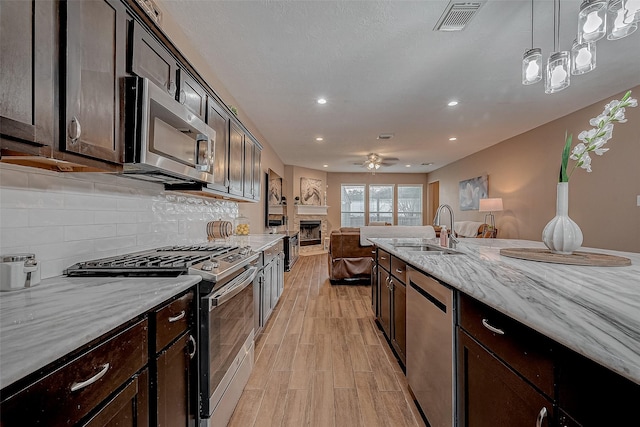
[397,184,423,225]
[340,184,365,227]
[369,185,394,224]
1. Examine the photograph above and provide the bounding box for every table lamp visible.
[479,198,503,233]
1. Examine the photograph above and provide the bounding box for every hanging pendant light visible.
[578,0,607,42]
[622,0,640,24]
[522,0,542,85]
[608,0,638,38]
[571,38,596,75]
[546,0,570,94]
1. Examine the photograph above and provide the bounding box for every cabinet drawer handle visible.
[70,363,110,392]
[169,310,186,323]
[380,256,387,260]
[188,335,197,359]
[395,268,403,274]
[535,406,548,427]
[481,318,505,335]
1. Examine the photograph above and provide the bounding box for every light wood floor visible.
[228,254,426,427]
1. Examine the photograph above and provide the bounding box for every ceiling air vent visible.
[377,133,395,140]
[434,1,484,32]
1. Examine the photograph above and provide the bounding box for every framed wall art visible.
[300,177,322,206]
[459,175,488,211]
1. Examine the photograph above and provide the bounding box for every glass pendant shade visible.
[545,52,571,94]
[578,0,607,42]
[610,0,640,37]
[522,48,543,85]
[571,39,596,75]
[622,0,640,24]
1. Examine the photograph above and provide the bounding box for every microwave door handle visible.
[205,266,259,311]
[195,134,210,171]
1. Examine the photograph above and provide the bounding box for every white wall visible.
[0,163,238,279]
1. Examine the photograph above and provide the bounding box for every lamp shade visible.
[479,198,503,212]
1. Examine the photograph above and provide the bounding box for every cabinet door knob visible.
[68,116,81,144]
[168,80,176,96]
[535,406,548,427]
[70,363,110,392]
[188,335,197,359]
[482,318,505,335]
[168,310,186,323]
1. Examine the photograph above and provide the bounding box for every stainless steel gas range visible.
[66,243,260,426]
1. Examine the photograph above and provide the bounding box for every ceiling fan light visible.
[578,0,607,42]
[608,0,638,39]
[522,48,543,85]
[571,39,596,75]
[545,52,571,94]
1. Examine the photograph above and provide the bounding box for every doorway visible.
[427,181,439,225]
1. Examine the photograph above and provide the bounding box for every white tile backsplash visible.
[0,163,238,279]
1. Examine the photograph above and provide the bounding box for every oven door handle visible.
[205,266,259,311]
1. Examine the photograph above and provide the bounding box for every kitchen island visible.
[369,237,640,384]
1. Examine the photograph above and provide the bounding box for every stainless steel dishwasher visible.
[407,266,455,427]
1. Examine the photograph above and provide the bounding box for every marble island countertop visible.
[369,237,640,385]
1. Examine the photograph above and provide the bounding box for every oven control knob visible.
[201,260,219,271]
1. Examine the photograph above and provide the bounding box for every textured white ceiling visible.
[158,0,640,173]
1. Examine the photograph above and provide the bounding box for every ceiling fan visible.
[353,153,399,172]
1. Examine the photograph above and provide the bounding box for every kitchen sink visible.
[392,244,463,255]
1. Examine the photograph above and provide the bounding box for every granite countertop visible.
[0,275,201,390]
[369,237,640,385]
[211,233,284,252]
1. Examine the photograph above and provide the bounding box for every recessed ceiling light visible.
[317,98,327,104]
[405,164,411,168]
[323,164,328,168]
[447,100,459,106]
[316,137,323,141]
[449,137,457,141]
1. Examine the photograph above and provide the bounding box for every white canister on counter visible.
[0,253,41,291]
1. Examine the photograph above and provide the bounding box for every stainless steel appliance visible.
[406,266,456,427]
[65,243,259,426]
[0,253,40,291]
[123,77,217,186]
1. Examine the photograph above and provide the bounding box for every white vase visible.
[542,182,583,254]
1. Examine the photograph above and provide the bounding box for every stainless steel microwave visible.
[123,77,216,185]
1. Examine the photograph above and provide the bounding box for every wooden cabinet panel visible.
[459,294,555,397]
[378,268,392,339]
[377,249,391,272]
[556,347,640,426]
[83,369,149,427]
[390,255,407,283]
[63,0,127,163]
[156,333,193,427]
[252,143,261,200]
[391,279,406,365]
[0,0,55,149]
[130,20,178,97]
[155,291,193,352]
[228,122,244,196]
[0,319,148,426]
[179,72,207,121]
[207,99,230,192]
[243,138,254,198]
[458,330,553,427]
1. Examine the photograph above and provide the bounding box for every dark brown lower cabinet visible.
[378,268,392,338]
[458,330,553,427]
[83,369,149,427]
[391,279,406,364]
[156,332,193,427]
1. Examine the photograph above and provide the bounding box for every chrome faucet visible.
[433,204,458,249]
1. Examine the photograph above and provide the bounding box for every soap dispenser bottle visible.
[440,225,448,247]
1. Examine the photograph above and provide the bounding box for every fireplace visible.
[299,220,322,246]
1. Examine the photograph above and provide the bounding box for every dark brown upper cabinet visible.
[206,99,230,192]
[178,72,207,122]
[130,19,178,98]
[62,0,128,164]
[0,0,56,154]
[228,122,245,197]
[243,137,254,199]
[252,138,261,201]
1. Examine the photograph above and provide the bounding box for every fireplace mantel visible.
[296,205,329,216]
